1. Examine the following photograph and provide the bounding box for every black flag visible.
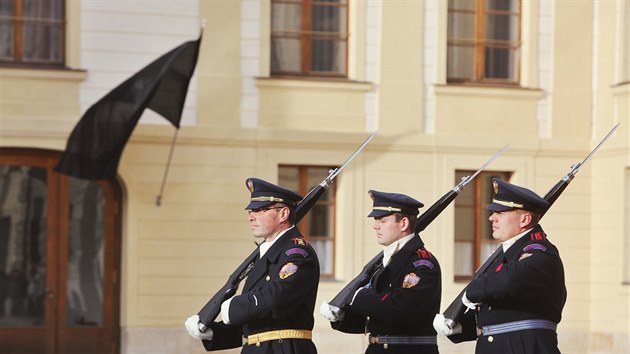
[55,35,202,180]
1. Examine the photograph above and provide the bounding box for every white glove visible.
[462,291,480,310]
[319,301,344,322]
[220,298,233,324]
[432,313,462,335]
[184,315,214,340]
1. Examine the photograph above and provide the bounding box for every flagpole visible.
[156,129,179,206]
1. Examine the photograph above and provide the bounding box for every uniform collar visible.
[502,227,533,252]
[259,225,294,258]
[383,233,415,267]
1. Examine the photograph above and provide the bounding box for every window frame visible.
[0,0,66,68]
[279,164,337,278]
[447,0,522,85]
[270,0,349,78]
[453,170,512,282]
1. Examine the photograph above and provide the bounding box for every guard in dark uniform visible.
[434,178,566,354]
[321,190,441,354]
[185,178,320,353]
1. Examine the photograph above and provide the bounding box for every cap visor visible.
[368,210,393,218]
[245,201,273,210]
[486,203,514,212]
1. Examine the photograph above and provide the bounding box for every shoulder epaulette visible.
[413,247,435,268]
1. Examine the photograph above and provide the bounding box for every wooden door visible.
[0,149,121,354]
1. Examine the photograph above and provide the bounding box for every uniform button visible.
[383,343,388,349]
[265,275,270,281]
[488,336,494,343]
[488,306,492,310]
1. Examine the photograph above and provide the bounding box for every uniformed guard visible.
[321,190,441,354]
[185,178,320,353]
[434,178,567,354]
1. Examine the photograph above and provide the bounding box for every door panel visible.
[0,149,120,354]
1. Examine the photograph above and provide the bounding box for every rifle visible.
[197,131,377,332]
[441,123,620,331]
[328,144,509,310]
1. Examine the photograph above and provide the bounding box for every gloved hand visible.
[184,315,214,340]
[319,301,344,322]
[462,291,480,310]
[432,313,462,336]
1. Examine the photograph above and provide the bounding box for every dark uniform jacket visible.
[332,235,441,354]
[203,227,320,353]
[449,224,566,354]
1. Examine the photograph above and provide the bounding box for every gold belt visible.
[244,329,312,346]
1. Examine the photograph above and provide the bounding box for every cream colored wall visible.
[0,69,85,138]
[588,1,630,352]
[256,79,371,132]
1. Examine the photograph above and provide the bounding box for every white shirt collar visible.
[502,227,533,252]
[383,233,415,267]
[259,226,294,258]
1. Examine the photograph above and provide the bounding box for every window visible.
[279,165,336,277]
[0,0,65,66]
[447,0,521,84]
[453,170,511,281]
[270,0,348,77]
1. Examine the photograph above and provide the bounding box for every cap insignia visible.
[279,262,298,279]
[493,180,499,194]
[247,179,255,193]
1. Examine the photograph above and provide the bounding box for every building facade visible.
[0,1,629,353]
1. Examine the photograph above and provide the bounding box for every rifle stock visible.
[442,123,619,330]
[329,252,383,309]
[197,248,258,332]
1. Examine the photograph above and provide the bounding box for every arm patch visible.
[285,248,308,257]
[413,259,435,269]
[523,243,547,252]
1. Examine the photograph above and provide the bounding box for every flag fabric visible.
[55,35,202,180]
